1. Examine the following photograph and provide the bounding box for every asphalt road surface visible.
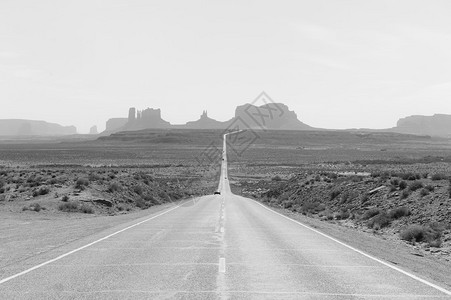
[1,132,450,299]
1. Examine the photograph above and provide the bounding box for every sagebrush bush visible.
[431,173,448,181]
[58,202,79,212]
[398,172,421,181]
[362,208,381,220]
[388,207,410,219]
[390,178,399,186]
[22,203,44,212]
[400,225,426,242]
[79,204,94,214]
[271,175,282,181]
[107,182,121,192]
[424,184,434,192]
[399,181,407,190]
[400,223,443,247]
[368,212,391,229]
[409,181,423,191]
[330,190,341,200]
[400,190,410,199]
[32,186,50,197]
[420,188,430,197]
[75,178,89,190]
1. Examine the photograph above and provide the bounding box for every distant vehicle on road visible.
[214,191,221,195]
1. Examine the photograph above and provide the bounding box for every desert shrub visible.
[420,188,430,197]
[400,223,443,246]
[404,173,421,180]
[328,173,338,180]
[330,189,341,200]
[428,239,442,248]
[133,185,144,195]
[339,191,350,204]
[400,225,426,242]
[390,178,399,186]
[88,172,102,182]
[362,208,381,220]
[271,175,282,181]
[33,186,50,197]
[409,181,423,191]
[22,203,43,212]
[79,204,94,214]
[0,179,5,188]
[48,178,58,185]
[422,172,429,179]
[62,195,69,202]
[371,172,380,178]
[431,173,448,181]
[398,181,407,190]
[58,202,79,212]
[107,182,121,192]
[335,209,350,220]
[389,185,397,192]
[400,190,410,199]
[75,178,89,190]
[282,199,294,209]
[388,207,410,219]
[424,185,435,192]
[135,198,149,209]
[301,201,323,214]
[368,212,391,229]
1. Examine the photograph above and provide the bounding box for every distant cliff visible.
[105,118,128,133]
[119,108,171,131]
[392,114,451,137]
[233,103,313,130]
[0,119,76,136]
[104,103,314,134]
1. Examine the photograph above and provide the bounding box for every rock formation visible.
[183,110,228,129]
[233,102,313,130]
[391,114,451,137]
[0,120,77,136]
[89,125,98,134]
[121,108,171,131]
[105,118,128,133]
[102,102,314,134]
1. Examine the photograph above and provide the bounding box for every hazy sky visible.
[1,0,451,133]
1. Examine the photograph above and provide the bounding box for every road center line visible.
[218,257,226,273]
[251,199,451,296]
[0,205,181,285]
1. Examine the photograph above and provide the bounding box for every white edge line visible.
[0,205,180,285]
[250,199,451,296]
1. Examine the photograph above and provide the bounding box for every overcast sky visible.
[1,0,451,133]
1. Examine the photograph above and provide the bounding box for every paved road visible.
[0,132,450,299]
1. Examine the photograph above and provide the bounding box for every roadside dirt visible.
[0,203,178,274]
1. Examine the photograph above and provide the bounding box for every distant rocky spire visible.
[128,107,136,122]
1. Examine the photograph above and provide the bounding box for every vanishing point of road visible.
[1,131,450,299]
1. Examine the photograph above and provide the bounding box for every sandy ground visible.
[0,203,178,274]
